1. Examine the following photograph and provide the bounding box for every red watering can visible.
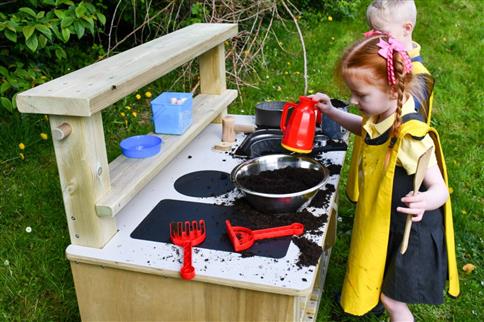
[280,96,321,153]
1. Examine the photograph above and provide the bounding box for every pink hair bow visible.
[376,37,413,86]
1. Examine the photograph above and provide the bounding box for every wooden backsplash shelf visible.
[17,23,238,247]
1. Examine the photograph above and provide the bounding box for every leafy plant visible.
[322,0,361,19]
[0,0,106,112]
[288,0,362,18]
[181,2,208,26]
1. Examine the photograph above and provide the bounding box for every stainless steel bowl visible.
[231,154,329,213]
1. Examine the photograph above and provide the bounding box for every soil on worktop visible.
[236,167,325,194]
[325,163,342,176]
[292,236,324,267]
[216,140,343,267]
[308,183,336,208]
[230,198,328,233]
[221,197,327,267]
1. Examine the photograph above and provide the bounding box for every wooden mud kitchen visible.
[17,23,346,321]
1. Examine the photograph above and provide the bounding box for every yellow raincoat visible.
[340,116,460,316]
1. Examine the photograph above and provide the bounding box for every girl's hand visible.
[397,191,427,222]
[309,92,333,113]
[396,164,449,222]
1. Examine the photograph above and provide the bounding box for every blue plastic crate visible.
[151,92,192,135]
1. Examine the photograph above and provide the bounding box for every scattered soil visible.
[326,139,348,151]
[292,236,323,267]
[237,167,324,194]
[219,132,343,267]
[309,184,336,208]
[230,198,327,233]
[227,197,327,266]
[326,164,342,176]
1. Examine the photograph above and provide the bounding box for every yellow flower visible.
[331,37,335,41]
[448,187,454,194]
[40,133,48,140]
[328,16,333,22]
[120,112,126,117]
[19,153,25,160]
[145,91,152,98]
[43,115,49,121]
[131,111,138,117]
[308,89,314,94]
[19,143,25,150]
[124,119,128,126]
[463,263,475,273]
[125,106,131,111]
[287,62,291,66]
[135,94,141,100]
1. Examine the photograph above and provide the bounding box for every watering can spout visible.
[280,96,319,154]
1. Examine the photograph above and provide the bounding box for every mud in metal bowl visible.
[231,154,329,213]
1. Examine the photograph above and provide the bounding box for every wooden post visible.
[199,43,227,123]
[50,113,116,247]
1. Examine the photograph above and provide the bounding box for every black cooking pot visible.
[255,99,348,135]
[322,99,348,139]
[255,101,289,129]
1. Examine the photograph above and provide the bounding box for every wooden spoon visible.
[400,147,433,254]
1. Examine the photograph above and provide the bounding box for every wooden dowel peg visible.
[222,116,256,143]
[234,124,256,133]
[53,122,72,141]
[222,116,236,143]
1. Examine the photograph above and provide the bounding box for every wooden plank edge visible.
[17,24,238,116]
[95,90,237,217]
[66,250,314,297]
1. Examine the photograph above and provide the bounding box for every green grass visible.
[1,0,482,320]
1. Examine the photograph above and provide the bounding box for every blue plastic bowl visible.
[120,135,162,158]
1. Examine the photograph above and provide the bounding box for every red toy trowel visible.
[226,220,304,252]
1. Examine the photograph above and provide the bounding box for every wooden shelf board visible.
[95,89,237,217]
[17,23,237,116]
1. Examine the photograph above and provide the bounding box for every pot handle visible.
[280,102,297,132]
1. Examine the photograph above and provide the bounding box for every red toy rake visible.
[170,220,206,280]
[225,220,304,252]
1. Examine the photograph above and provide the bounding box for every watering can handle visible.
[280,102,297,132]
[315,108,322,125]
[252,223,304,241]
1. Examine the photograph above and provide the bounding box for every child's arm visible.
[310,93,362,135]
[397,164,450,222]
